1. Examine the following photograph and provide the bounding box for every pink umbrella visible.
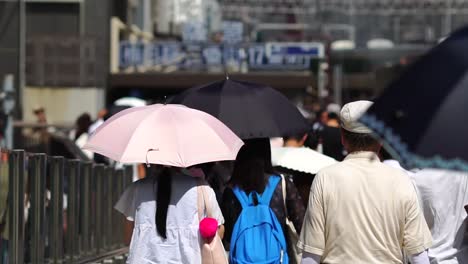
[84,104,244,168]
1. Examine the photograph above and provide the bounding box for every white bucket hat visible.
[340,100,374,134]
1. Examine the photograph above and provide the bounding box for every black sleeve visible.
[285,176,306,233]
[220,187,242,249]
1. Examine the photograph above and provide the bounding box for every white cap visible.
[340,100,373,134]
[326,103,341,115]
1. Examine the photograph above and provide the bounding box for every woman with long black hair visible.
[221,138,305,260]
[115,165,224,263]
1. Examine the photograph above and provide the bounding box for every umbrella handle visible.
[145,148,159,167]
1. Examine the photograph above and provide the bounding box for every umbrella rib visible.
[119,107,160,162]
[166,106,184,167]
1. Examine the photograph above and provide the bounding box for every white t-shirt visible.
[75,133,94,160]
[115,173,224,264]
[411,169,468,264]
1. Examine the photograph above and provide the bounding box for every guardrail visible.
[12,123,93,162]
[0,149,132,263]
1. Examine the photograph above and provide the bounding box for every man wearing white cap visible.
[298,100,432,264]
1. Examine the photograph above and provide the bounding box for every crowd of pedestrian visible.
[105,99,467,264]
[13,91,467,264]
[11,76,465,264]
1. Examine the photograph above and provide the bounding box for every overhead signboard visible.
[118,41,325,71]
[250,42,325,70]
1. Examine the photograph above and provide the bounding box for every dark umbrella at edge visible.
[360,26,468,171]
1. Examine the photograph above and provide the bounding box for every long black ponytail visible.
[155,167,172,239]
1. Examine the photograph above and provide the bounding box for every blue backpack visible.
[230,176,289,264]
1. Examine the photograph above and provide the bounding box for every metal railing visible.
[12,123,93,162]
[0,149,132,264]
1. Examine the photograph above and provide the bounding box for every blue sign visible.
[181,44,204,69]
[120,42,183,68]
[118,41,324,71]
[247,42,324,70]
[202,45,223,66]
[268,42,323,56]
[182,22,207,43]
[223,21,243,44]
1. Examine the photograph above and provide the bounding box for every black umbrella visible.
[171,79,309,139]
[360,26,468,171]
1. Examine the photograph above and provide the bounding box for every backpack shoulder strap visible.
[258,175,281,205]
[232,186,250,209]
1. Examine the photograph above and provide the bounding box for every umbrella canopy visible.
[170,79,309,139]
[84,104,244,168]
[271,147,337,174]
[360,26,468,171]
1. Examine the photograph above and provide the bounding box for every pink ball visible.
[199,217,218,239]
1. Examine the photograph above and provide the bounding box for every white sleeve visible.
[114,183,137,221]
[301,252,321,264]
[410,250,430,264]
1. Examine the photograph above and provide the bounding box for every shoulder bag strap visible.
[200,184,213,218]
[280,174,288,215]
[197,179,205,221]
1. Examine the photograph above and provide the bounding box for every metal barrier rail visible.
[0,149,132,264]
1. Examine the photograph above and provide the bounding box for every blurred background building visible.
[1,0,468,147]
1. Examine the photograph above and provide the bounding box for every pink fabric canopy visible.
[84,104,243,168]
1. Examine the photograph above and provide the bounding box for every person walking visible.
[221,138,305,263]
[299,100,432,264]
[320,112,346,161]
[283,133,308,148]
[410,169,468,263]
[72,113,93,159]
[115,166,225,264]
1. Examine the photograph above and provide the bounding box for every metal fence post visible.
[93,164,104,254]
[8,150,25,264]
[0,150,8,264]
[114,169,124,247]
[80,162,92,255]
[66,160,80,263]
[29,153,47,264]
[49,156,64,263]
[104,167,113,249]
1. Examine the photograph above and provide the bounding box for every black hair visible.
[341,128,380,151]
[154,167,172,239]
[380,147,394,161]
[283,132,306,142]
[314,109,326,122]
[328,112,339,121]
[75,113,92,140]
[230,138,274,193]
